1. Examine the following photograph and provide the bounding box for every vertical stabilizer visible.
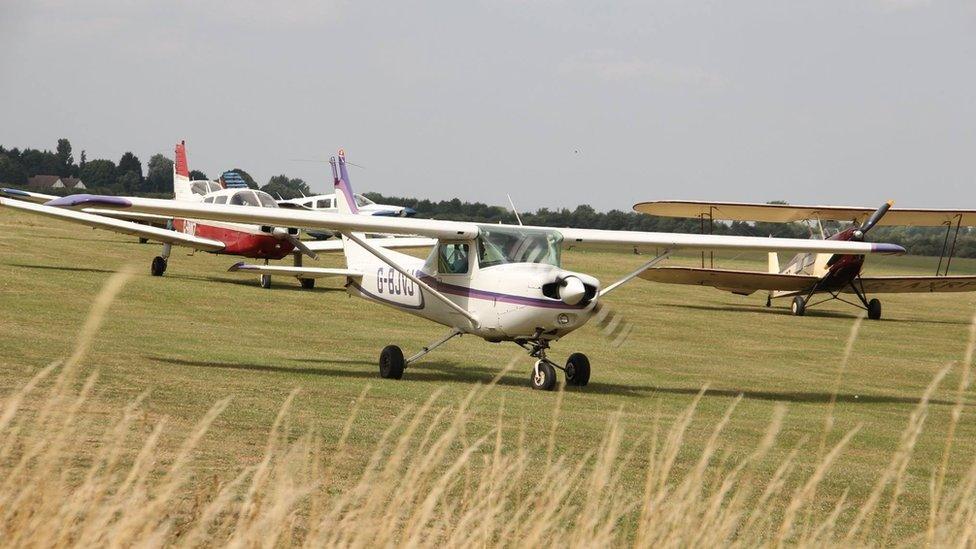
[173,141,193,201]
[332,149,371,267]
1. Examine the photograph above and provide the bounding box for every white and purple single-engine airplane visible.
[0,150,906,390]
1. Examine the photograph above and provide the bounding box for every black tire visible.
[139,237,149,244]
[791,296,806,316]
[530,361,557,391]
[260,274,272,289]
[379,345,405,379]
[868,298,882,320]
[300,278,315,290]
[150,256,166,277]
[565,353,590,387]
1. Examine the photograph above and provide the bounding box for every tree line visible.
[1,139,970,259]
[0,138,312,200]
[363,193,976,259]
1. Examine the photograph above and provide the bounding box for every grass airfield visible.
[2,207,976,541]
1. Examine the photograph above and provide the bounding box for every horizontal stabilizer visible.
[227,262,362,279]
[852,276,976,294]
[0,197,224,251]
[639,266,818,294]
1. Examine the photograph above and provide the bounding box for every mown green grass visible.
[1,208,975,538]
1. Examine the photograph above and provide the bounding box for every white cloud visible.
[557,49,726,89]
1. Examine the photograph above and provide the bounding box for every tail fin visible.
[333,148,360,215]
[173,141,193,201]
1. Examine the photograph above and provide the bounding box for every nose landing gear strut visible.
[519,338,590,391]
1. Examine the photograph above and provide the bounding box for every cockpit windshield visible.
[228,190,278,208]
[477,226,562,268]
[354,194,374,207]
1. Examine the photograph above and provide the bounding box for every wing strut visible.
[936,214,964,276]
[600,250,672,297]
[342,232,481,329]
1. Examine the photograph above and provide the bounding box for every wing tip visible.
[872,243,906,255]
[45,194,133,208]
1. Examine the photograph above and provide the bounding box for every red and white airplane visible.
[1,149,909,390]
[0,142,432,289]
[634,200,976,319]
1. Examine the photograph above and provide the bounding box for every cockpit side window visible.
[203,196,214,203]
[215,196,228,204]
[317,199,329,209]
[437,243,470,274]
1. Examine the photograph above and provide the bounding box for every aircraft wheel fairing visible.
[791,296,806,316]
[260,274,272,289]
[531,360,557,391]
[300,278,315,290]
[150,256,167,277]
[379,345,405,379]
[868,298,882,320]
[564,353,590,387]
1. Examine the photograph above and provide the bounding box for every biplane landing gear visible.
[868,298,882,320]
[150,256,167,277]
[299,278,315,290]
[259,259,272,289]
[791,296,806,316]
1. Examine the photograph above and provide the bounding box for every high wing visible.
[2,188,172,223]
[0,197,225,252]
[42,194,906,256]
[638,267,817,295]
[634,200,976,227]
[853,276,976,294]
[303,236,436,253]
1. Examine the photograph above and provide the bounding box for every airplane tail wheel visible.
[564,353,590,387]
[791,296,806,316]
[379,345,405,379]
[300,278,315,290]
[868,298,882,320]
[531,360,557,391]
[260,274,272,289]
[150,256,167,277]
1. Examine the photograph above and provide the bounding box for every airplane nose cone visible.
[402,207,417,217]
[559,276,587,306]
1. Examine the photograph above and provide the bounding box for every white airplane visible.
[278,193,415,240]
[2,150,906,390]
[634,200,976,319]
[0,142,433,289]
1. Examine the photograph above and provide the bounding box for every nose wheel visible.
[519,339,590,391]
[150,256,167,277]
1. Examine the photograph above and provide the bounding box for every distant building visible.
[27,175,87,190]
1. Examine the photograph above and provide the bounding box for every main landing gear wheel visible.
[299,278,315,290]
[379,345,405,379]
[150,256,167,277]
[868,298,882,320]
[564,353,590,387]
[531,360,557,391]
[139,237,149,244]
[791,296,806,317]
[260,274,272,289]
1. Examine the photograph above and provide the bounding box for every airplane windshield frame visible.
[477,226,562,268]
[230,191,262,207]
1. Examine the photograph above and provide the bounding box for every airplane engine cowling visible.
[559,276,587,306]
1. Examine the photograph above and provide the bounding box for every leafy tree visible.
[146,154,174,193]
[79,159,117,189]
[261,174,311,199]
[117,152,143,178]
[79,150,87,168]
[19,148,60,177]
[226,168,258,189]
[0,154,27,185]
[116,171,141,194]
[56,138,73,176]
[189,169,208,181]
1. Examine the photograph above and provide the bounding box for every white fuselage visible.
[342,239,600,342]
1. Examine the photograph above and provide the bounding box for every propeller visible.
[851,200,893,241]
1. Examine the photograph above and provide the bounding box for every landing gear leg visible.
[849,277,881,320]
[517,338,591,391]
[260,259,272,289]
[150,242,171,277]
[295,252,314,289]
[378,329,463,380]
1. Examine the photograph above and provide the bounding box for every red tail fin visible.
[174,141,190,178]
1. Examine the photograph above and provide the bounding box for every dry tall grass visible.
[2,274,976,547]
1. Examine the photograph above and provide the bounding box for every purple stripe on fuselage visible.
[45,194,132,208]
[417,275,587,310]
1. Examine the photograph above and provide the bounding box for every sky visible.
[0,0,973,211]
